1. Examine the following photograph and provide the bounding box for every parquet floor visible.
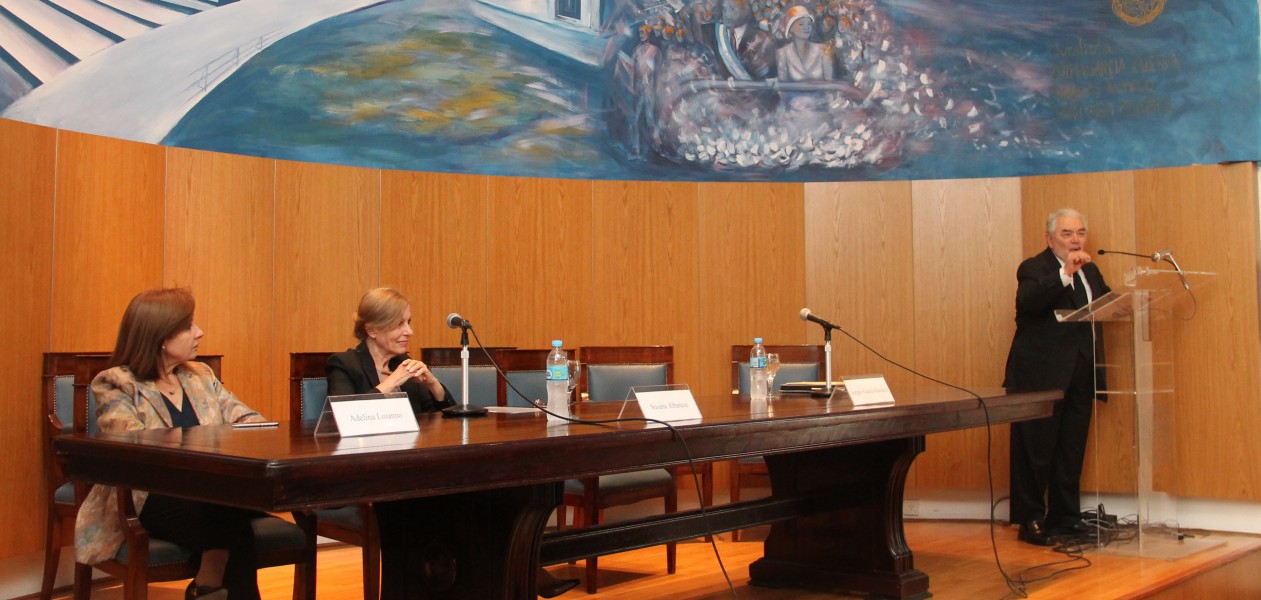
[55,520,1261,600]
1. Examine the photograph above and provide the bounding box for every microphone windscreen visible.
[445,313,463,329]
[799,308,812,321]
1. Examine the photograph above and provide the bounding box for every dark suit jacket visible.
[325,341,455,414]
[1004,247,1111,394]
[701,22,777,80]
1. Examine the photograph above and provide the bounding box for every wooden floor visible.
[54,521,1261,600]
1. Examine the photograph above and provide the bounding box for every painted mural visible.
[0,0,1258,182]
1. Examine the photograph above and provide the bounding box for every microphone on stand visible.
[799,308,840,330]
[441,312,487,418]
[446,313,470,330]
[799,308,837,394]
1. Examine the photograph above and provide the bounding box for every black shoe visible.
[1017,520,1055,546]
[185,582,228,600]
[537,572,579,599]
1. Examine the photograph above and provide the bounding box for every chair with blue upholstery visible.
[420,347,512,407]
[289,351,378,600]
[728,344,826,541]
[41,352,108,600]
[489,348,554,409]
[564,345,679,593]
[44,353,314,600]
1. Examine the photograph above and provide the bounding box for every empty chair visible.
[490,349,554,409]
[421,347,510,407]
[565,346,679,593]
[289,351,380,600]
[728,344,825,541]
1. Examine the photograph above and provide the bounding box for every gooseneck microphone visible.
[1098,249,1189,290]
[1097,249,1161,262]
[799,308,840,330]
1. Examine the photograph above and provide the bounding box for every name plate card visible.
[635,389,703,422]
[330,394,420,437]
[841,375,896,407]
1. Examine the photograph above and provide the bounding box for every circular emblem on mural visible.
[1113,0,1166,25]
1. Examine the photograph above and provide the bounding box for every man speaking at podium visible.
[1004,208,1110,546]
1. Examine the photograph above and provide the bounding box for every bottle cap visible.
[552,340,563,347]
[754,337,763,343]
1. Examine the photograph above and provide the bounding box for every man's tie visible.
[1071,270,1089,308]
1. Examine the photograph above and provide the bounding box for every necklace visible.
[156,375,181,398]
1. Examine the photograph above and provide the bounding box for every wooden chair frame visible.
[288,351,379,600]
[728,344,825,541]
[568,346,680,593]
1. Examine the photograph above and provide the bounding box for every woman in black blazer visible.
[325,287,455,413]
[327,288,576,599]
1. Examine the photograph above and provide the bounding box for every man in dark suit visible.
[700,0,777,80]
[1004,208,1110,546]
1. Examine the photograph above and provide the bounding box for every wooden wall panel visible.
[273,160,380,406]
[697,182,806,401]
[589,181,701,392]
[164,149,277,416]
[484,177,593,351]
[51,132,165,351]
[910,178,1022,490]
[0,118,56,559]
[381,171,490,352]
[803,181,915,393]
[1136,164,1261,500]
[1022,171,1138,494]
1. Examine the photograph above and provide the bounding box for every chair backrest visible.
[730,344,825,394]
[289,352,333,424]
[492,349,554,408]
[578,346,673,403]
[421,347,513,408]
[42,353,225,499]
[42,352,111,508]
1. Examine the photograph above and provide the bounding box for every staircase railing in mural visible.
[189,29,284,96]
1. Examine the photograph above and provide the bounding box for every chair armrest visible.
[113,486,152,566]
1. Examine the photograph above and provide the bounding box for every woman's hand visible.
[378,359,443,397]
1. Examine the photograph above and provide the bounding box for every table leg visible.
[749,437,928,600]
[378,482,561,599]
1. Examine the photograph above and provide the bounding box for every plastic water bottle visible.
[545,340,569,423]
[750,337,768,401]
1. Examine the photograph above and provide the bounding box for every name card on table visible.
[841,375,896,407]
[328,392,419,437]
[635,389,703,422]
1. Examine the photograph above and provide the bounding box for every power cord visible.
[465,326,738,597]
[830,325,1090,598]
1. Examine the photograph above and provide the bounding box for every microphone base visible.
[442,404,489,418]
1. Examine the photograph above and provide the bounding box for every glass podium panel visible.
[1056,267,1216,558]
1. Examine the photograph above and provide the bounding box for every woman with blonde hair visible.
[77,288,272,600]
[325,287,454,413]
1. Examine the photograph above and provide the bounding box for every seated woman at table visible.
[328,288,578,599]
[76,288,272,600]
[324,286,455,413]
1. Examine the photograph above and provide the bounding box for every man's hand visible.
[1064,249,1092,276]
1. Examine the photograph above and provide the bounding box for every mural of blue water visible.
[162,0,1260,182]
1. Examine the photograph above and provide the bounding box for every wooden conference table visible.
[55,387,1058,600]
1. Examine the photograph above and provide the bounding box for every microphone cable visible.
[464,325,739,597]
[827,324,1091,598]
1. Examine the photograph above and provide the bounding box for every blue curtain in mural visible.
[2,0,1258,182]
